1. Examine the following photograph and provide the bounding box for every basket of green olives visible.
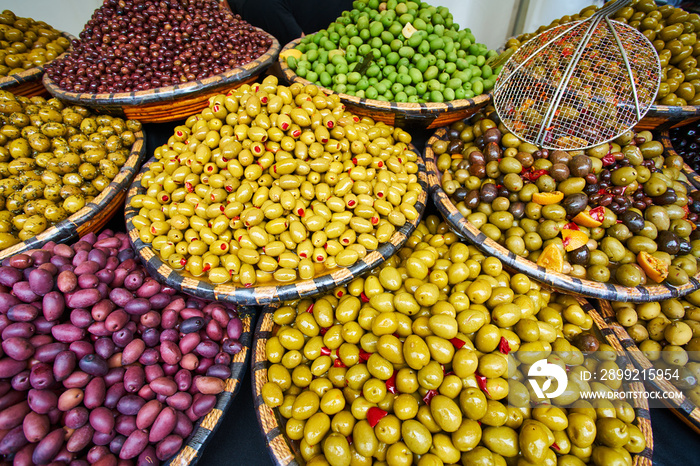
[599,294,700,434]
[0,91,146,260]
[252,216,653,466]
[278,0,499,130]
[0,11,73,98]
[125,76,428,306]
[426,107,700,302]
[503,0,700,131]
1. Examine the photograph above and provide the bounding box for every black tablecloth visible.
[131,122,700,466]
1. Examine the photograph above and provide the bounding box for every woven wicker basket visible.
[42,31,280,123]
[251,295,654,466]
[426,126,700,302]
[596,299,700,435]
[0,32,75,98]
[0,130,147,261]
[279,38,491,130]
[636,104,700,131]
[164,306,255,466]
[125,150,428,306]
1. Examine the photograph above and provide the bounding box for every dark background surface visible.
[127,120,700,466]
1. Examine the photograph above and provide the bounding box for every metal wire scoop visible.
[493,0,661,150]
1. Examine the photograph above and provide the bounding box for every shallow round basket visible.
[279,38,491,130]
[0,130,146,261]
[596,299,700,435]
[251,296,653,466]
[426,127,700,302]
[0,32,75,97]
[124,152,428,306]
[42,31,280,123]
[636,104,700,131]
[164,306,255,466]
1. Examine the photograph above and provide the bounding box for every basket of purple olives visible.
[41,0,279,122]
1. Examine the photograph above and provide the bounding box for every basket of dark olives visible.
[0,11,74,98]
[41,0,279,123]
[0,91,147,260]
[278,0,500,130]
[598,297,700,435]
[503,0,700,131]
[663,127,700,190]
[0,230,254,465]
[426,107,700,302]
[125,77,428,306]
[252,217,653,466]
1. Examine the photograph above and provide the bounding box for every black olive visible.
[570,154,592,177]
[447,139,464,154]
[657,230,681,255]
[550,163,570,182]
[509,201,526,219]
[561,193,588,217]
[483,142,501,163]
[651,188,677,206]
[453,187,468,202]
[482,127,502,144]
[465,189,480,209]
[549,150,571,165]
[679,240,692,255]
[568,244,590,265]
[480,183,499,203]
[620,210,645,233]
[469,151,485,166]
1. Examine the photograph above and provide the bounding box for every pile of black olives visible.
[0,91,141,251]
[432,108,699,288]
[670,121,700,172]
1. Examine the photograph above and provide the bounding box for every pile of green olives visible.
[506,0,700,106]
[432,108,699,288]
[0,91,140,250]
[129,76,421,287]
[285,0,500,103]
[0,10,69,76]
[261,215,647,466]
[614,292,700,405]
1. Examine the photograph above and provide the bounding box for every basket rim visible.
[0,31,76,89]
[0,128,147,261]
[42,28,280,107]
[426,126,700,303]
[124,147,429,306]
[596,299,700,435]
[251,296,654,466]
[279,37,492,115]
[164,306,255,466]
